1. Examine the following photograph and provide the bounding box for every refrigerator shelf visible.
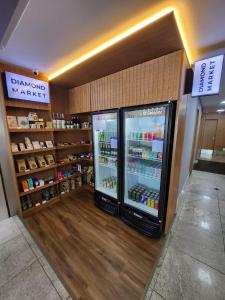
[127,171,161,181]
[127,155,162,163]
[127,139,153,143]
[99,154,117,159]
[97,187,117,199]
[99,163,117,170]
[125,198,158,217]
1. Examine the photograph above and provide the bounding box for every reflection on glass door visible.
[93,112,118,199]
[124,106,166,217]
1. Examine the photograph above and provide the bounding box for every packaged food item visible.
[25,137,33,150]
[45,140,54,148]
[37,155,47,168]
[7,116,18,128]
[27,157,38,169]
[17,116,29,128]
[32,141,41,149]
[27,178,34,190]
[21,180,29,192]
[18,142,26,151]
[11,143,19,152]
[17,159,27,172]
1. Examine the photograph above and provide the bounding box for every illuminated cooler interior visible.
[93,112,118,199]
[124,106,166,217]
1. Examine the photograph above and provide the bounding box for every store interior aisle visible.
[145,170,225,300]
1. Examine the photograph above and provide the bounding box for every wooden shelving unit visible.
[5,95,93,218]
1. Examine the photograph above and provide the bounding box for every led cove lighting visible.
[48,7,192,80]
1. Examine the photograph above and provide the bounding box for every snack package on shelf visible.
[16,159,27,173]
[27,157,38,169]
[37,155,48,168]
[45,154,55,165]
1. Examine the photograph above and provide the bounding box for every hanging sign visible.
[5,71,50,103]
[192,55,224,97]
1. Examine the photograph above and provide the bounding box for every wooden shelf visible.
[58,173,81,183]
[56,144,92,150]
[12,144,91,156]
[9,128,54,133]
[5,99,51,111]
[22,196,60,217]
[20,181,58,197]
[54,128,91,132]
[16,164,57,177]
[12,147,56,156]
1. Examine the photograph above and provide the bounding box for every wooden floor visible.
[25,190,164,300]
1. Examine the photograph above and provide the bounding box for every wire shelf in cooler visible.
[96,187,117,199]
[127,155,162,163]
[127,139,153,143]
[99,163,117,170]
[125,198,158,217]
[98,154,117,159]
[127,171,161,181]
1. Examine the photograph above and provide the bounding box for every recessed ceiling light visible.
[221,100,225,104]
[217,109,225,112]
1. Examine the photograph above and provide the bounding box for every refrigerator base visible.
[121,207,161,238]
[95,192,120,217]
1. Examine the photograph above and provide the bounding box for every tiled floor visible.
[144,170,225,300]
[1,170,225,300]
[0,216,71,300]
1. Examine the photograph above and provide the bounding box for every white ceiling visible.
[0,0,225,77]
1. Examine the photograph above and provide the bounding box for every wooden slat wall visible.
[91,50,183,111]
[68,83,91,113]
[165,94,189,233]
[68,50,184,113]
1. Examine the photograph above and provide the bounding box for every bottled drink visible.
[61,113,65,129]
[52,112,57,128]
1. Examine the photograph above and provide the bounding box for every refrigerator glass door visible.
[93,112,118,199]
[124,106,166,217]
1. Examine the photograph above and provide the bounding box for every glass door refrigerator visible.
[121,103,175,237]
[92,110,120,216]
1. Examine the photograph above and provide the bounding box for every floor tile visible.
[0,260,61,300]
[150,291,165,300]
[219,201,225,217]
[12,215,26,232]
[22,229,43,258]
[0,218,20,246]
[144,287,153,300]
[0,234,36,288]
[154,246,225,300]
[39,256,70,299]
[171,230,225,274]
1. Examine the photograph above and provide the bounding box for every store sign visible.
[5,72,50,103]
[192,55,224,97]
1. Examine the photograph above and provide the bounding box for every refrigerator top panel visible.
[93,112,118,200]
[123,106,166,217]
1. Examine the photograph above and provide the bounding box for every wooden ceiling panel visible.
[51,13,184,88]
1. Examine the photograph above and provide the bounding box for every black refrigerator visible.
[92,109,120,216]
[120,103,175,238]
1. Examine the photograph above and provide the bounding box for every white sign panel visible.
[192,55,224,97]
[5,72,50,103]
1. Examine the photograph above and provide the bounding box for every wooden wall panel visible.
[165,94,188,234]
[215,118,225,150]
[50,84,69,114]
[90,51,184,111]
[69,83,91,113]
